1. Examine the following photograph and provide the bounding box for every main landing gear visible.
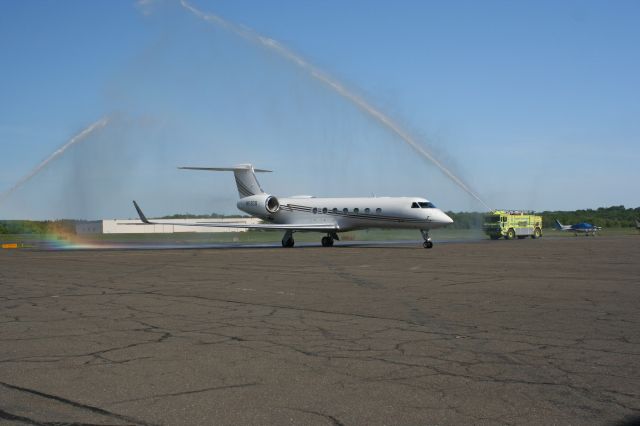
[420,229,433,249]
[321,232,339,247]
[281,231,340,248]
[281,230,295,248]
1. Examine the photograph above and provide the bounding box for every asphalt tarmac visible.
[1,236,639,425]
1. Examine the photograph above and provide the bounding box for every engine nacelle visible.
[265,195,280,213]
[237,194,280,217]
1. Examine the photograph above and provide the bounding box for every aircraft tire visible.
[423,241,433,249]
[321,236,333,247]
[282,238,294,248]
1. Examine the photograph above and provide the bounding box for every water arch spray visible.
[179,1,491,211]
[0,117,110,205]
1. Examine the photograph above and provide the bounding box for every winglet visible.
[133,200,150,224]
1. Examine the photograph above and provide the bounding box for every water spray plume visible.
[179,0,491,211]
[0,117,110,204]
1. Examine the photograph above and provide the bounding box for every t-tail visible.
[178,164,271,199]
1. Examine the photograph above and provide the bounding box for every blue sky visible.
[1,0,638,219]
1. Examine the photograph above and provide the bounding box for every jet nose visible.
[439,210,454,224]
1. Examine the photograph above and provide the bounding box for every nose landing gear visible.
[420,229,433,249]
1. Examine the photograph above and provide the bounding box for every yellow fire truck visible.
[483,210,543,240]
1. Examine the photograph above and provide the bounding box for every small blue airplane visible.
[554,219,601,236]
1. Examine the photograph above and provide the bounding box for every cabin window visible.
[365,208,370,214]
[332,208,338,213]
[312,208,318,214]
[322,208,327,214]
[418,202,436,208]
[343,208,348,214]
[411,202,420,208]
[354,208,359,214]
[376,208,382,214]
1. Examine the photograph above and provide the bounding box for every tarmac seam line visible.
[0,381,157,426]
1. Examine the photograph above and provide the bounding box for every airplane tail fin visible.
[178,164,271,199]
[554,219,564,230]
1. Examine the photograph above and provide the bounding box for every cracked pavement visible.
[1,237,639,425]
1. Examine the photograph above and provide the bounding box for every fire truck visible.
[483,210,543,240]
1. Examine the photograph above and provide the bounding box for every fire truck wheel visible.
[507,228,516,240]
[532,227,541,239]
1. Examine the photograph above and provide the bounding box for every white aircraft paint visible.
[133,164,453,248]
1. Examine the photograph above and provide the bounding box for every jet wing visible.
[130,201,338,231]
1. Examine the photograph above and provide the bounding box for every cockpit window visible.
[412,202,436,208]
[418,202,436,208]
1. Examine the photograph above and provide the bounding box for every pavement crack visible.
[110,382,260,404]
[0,381,157,426]
[286,407,345,426]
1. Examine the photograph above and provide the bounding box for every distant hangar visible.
[76,218,262,234]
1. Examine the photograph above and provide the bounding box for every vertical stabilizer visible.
[232,164,264,198]
[178,164,272,199]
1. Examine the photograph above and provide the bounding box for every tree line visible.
[446,205,640,230]
[0,214,248,235]
[0,220,77,235]
[1,205,638,234]
[160,213,249,219]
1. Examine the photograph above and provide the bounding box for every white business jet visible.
[132,164,453,248]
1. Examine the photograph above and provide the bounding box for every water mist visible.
[179,0,491,210]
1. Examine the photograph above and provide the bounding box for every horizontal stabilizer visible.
[178,166,272,173]
[178,164,270,199]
